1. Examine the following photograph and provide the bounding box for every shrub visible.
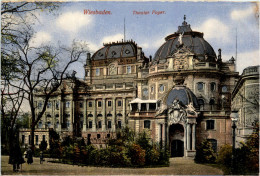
[39,140,47,151]
[195,140,216,163]
[129,143,146,166]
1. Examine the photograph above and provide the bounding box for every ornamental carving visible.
[168,99,187,124]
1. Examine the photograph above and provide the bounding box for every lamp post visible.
[230,111,238,174]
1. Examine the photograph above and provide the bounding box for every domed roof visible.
[92,41,137,60]
[153,17,216,64]
[165,85,199,109]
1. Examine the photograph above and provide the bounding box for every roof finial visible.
[184,15,186,22]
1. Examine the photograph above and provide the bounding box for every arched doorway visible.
[169,124,184,157]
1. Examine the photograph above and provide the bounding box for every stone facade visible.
[231,65,259,145]
[20,18,243,157]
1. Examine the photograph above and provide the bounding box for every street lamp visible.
[230,110,238,174]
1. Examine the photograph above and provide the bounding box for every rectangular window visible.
[127,66,131,74]
[65,101,70,108]
[96,68,100,76]
[47,102,51,109]
[108,101,112,107]
[36,135,39,145]
[197,82,204,91]
[98,101,102,107]
[206,120,215,130]
[22,135,25,144]
[97,134,101,139]
[56,102,59,110]
[42,135,46,142]
[107,134,111,138]
[98,121,102,128]
[118,120,122,129]
[144,120,151,129]
[88,101,92,107]
[86,70,90,77]
[38,102,42,109]
[118,100,122,106]
[79,102,83,108]
[108,121,112,129]
[89,121,92,128]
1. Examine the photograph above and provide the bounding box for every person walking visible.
[9,143,25,172]
[40,151,44,164]
[26,147,33,164]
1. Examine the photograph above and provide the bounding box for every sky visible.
[27,1,259,78]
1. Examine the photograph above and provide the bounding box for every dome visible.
[92,41,137,60]
[153,18,216,64]
[165,85,199,109]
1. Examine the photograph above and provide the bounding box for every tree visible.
[1,2,89,153]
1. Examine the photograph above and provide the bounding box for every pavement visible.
[1,155,223,175]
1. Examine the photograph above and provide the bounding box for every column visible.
[59,99,62,131]
[146,103,149,111]
[187,123,191,150]
[102,98,106,131]
[192,123,196,150]
[70,100,74,131]
[184,124,187,151]
[93,99,97,131]
[112,98,116,131]
[123,98,126,127]
[83,99,87,132]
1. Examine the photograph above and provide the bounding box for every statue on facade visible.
[168,99,187,124]
[178,32,184,45]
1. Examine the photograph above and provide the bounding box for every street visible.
[1,155,223,175]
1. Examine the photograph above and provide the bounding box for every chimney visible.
[137,47,142,60]
[86,53,91,65]
[149,55,152,62]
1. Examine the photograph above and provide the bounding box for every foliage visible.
[129,143,146,166]
[195,140,216,164]
[216,122,259,175]
[49,130,61,158]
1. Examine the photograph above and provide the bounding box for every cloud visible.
[231,7,254,20]
[101,33,124,44]
[194,18,231,44]
[29,31,52,47]
[223,50,259,74]
[140,43,149,49]
[56,12,93,32]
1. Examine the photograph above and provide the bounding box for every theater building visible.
[20,17,242,157]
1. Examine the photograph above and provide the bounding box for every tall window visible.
[36,135,39,145]
[47,102,52,109]
[118,100,122,106]
[108,101,112,107]
[88,101,92,107]
[22,135,25,145]
[197,82,204,91]
[56,101,59,110]
[42,135,46,142]
[96,68,100,76]
[98,101,102,107]
[79,101,83,108]
[198,98,204,110]
[98,121,102,128]
[144,120,151,129]
[97,134,101,139]
[118,120,122,129]
[65,101,70,108]
[127,66,131,74]
[86,70,90,76]
[151,86,154,94]
[206,120,215,130]
[38,121,43,128]
[108,120,112,129]
[210,82,216,91]
[38,102,42,109]
[88,121,92,128]
[159,84,165,92]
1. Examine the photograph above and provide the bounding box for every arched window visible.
[151,86,154,94]
[117,113,122,118]
[55,114,59,118]
[66,101,70,108]
[197,82,204,91]
[47,122,51,128]
[210,82,216,91]
[107,113,112,117]
[209,98,215,110]
[47,114,51,118]
[38,121,43,128]
[88,114,93,117]
[97,114,103,118]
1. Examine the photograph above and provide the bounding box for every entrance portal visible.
[171,140,184,157]
[169,124,184,157]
